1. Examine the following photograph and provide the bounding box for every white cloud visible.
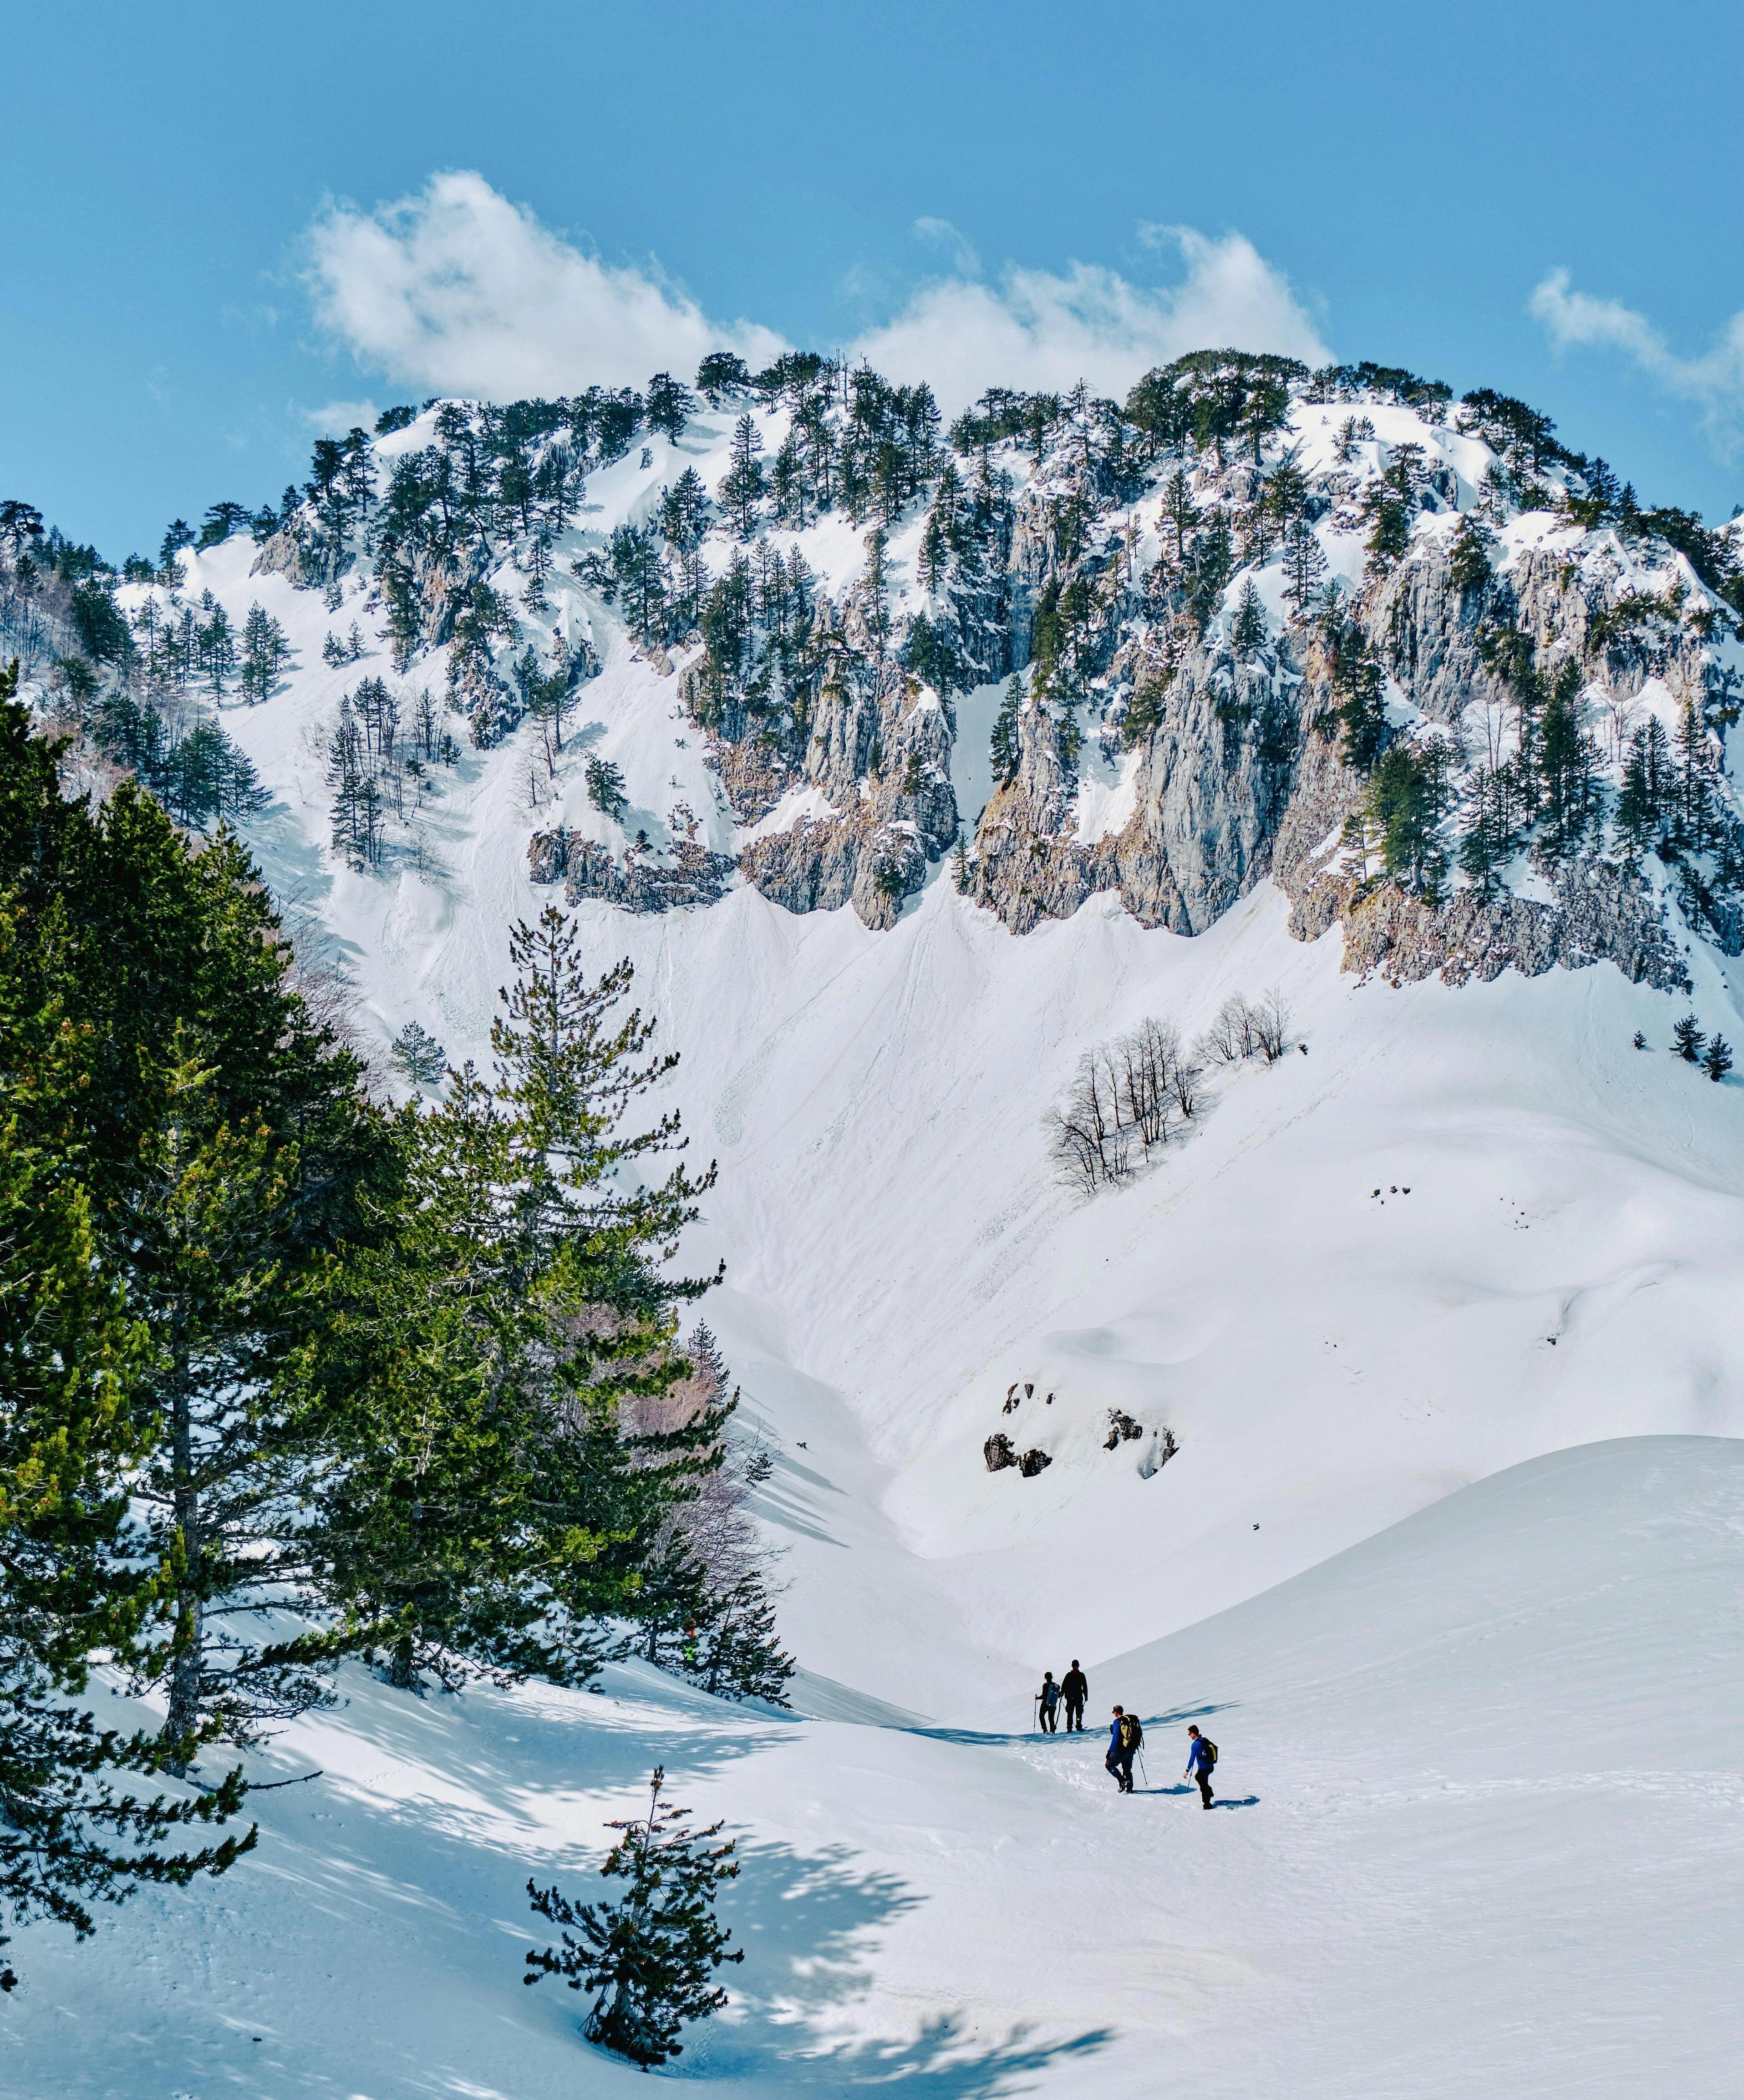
[910,216,980,277]
[303,173,1328,415]
[851,229,1330,411]
[305,171,784,399]
[1530,269,1744,457]
[303,398,380,435]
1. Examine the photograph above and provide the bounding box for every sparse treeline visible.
[1048,992,1295,1194]
[0,690,788,1986]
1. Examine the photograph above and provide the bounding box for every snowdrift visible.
[6,1436,1738,2096]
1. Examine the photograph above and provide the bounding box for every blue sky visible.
[5,0,1741,557]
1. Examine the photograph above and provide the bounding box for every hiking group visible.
[1037,1665,1219,1806]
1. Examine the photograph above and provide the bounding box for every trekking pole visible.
[1137,1750,1148,1791]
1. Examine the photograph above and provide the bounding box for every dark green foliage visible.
[305,909,725,1692]
[0,502,45,560]
[68,582,133,667]
[1672,1014,1706,1063]
[390,1020,447,1086]
[1704,1035,1733,1083]
[1231,578,1267,656]
[1311,362,1450,412]
[93,692,267,831]
[720,416,765,539]
[1363,484,1412,575]
[1457,765,1519,898]
[1350,741,1450,894]
[991,675,1022,784]
[524,1765,741,2067]
[196,502,250,550]
[1328,621,1388,770]
[1280,517,1327,619]
[646,373,694,444]
[0,685,299,1971]
[585,754,628,819]
[239,604,292,703]
[695,351,751,405]
[1448,514,1494,598]
[660,468,711,552]
[1536,660,1600,864]
[1189,512,1234,631]
[1459,389,1560,473]
[374,405,417,435]
[0,1684,255,1992]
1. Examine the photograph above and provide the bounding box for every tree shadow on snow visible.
[682,1837,1112,2091]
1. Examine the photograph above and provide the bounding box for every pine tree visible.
[990,675,1022,786]
[1703,1034,1733,1083]
[694,351,750,407]
[390,1020,447,1086]
[304,910,724,1692]
[1673,699,1720,855]
[645,373,694,445]
[585,755,628,819]
[1537,659,1598,864]
[1160,468,1198,565]
[720,416,765,540]
[1364,742,1450,895]
[1231,577,1266,656]
[1448,513,1493,599]
[1329,622,1387,771]
[1671,1014,1706,1064]
[1280,517,1327,621]
[1458,765,1517,899]
[1617,718,1673,858]
[524,1766,742,2067]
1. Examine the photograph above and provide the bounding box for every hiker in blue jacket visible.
[1184,1724,1216,1808]
[1105,1705,1139,1792]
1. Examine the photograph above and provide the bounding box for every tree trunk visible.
[163,1316,202,1764]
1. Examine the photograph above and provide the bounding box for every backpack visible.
[1119,1713,1142,1750]
[1200,1738,1218,1767]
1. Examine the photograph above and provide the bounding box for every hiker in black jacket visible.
[1037,1671,1061,1732]
[1060,1661,1088,1733]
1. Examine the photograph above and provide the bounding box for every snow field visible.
[6,1438,1738,2097]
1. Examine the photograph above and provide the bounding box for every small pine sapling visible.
[1671,1013,1706,1064]
[1633,1031,1648,1050]
[390,1020,447,1087]
[1703,1035,1732,1084]
[524,1766,742,2068]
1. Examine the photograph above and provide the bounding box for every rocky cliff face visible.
[232,355,1742,990]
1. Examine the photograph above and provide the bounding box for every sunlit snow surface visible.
[8,1440,1740,2095]
[14,427,1744,2089]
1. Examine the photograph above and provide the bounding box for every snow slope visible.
[19,395,1744,2085]
[6,1437,1739,2097]
[133,534,1744,1724]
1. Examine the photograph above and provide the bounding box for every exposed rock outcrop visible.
[1288,856,1689,992]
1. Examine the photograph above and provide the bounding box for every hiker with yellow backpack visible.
[1184,1724,1218,1808]
[1105,1706,1142,1792]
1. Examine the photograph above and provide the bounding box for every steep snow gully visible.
[10,361,1744,2090]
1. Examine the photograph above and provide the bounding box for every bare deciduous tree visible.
[1047,1018,1206,1194]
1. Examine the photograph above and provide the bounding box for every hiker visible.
[1061,1660,1088,1733]
[1037,1670,1061,1733]
[1184,1724,1217,1809]
[1105,1705,1140,1792]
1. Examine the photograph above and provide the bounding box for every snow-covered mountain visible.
[6,349,1744,2092]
